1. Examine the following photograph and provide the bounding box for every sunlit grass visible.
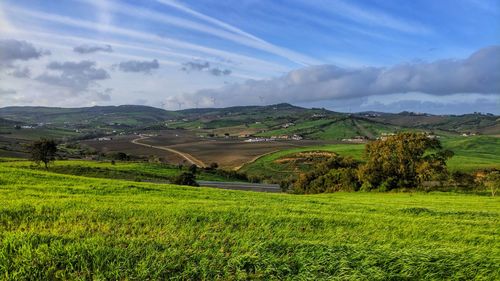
[0,165,498,279]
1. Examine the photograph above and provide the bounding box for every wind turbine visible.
[211,97,216,107]
[194,100,200,108]
[258,96,265,104]
[177,101,184,110]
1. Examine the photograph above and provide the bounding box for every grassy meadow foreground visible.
[1,164,499,280]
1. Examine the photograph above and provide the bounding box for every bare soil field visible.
[139,130,203,146]
[83,130,341,169]
[83,136,185,164]
[141,134,334,169]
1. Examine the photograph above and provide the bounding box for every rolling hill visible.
[359,111,500,135]
[0,104,498,140]
[0,105,179,127]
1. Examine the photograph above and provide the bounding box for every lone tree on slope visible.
[29,139,58,169]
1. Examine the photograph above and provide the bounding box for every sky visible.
[0,0,499,114]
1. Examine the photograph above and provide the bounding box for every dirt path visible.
[131,136,206,167]
[233,149,280,171]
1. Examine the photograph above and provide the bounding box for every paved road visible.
[131,136,206,167]
[197,181,281,193]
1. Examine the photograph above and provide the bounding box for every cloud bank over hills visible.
[180,46,500,110]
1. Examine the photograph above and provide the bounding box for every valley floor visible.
[0,164,498,280]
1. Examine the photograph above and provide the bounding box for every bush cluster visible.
[286,133,459,194]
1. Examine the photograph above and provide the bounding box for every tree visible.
[112,152,129,161]
[484,171,499,197]
[358,132,453,190]
[171,172,199,186]
[209,162,219,170]
[293,155,359,194]
[188,164,198,174]
[29,139,58,169]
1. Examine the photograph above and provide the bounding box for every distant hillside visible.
[0,105,179,127]
[358,112,499,134]
[0,104,498,138]
[256,116,401,140]
[179,103,338,120]
[0,117,24,127]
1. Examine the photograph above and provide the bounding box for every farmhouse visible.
[244,137,272,143]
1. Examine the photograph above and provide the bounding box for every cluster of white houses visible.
[244,134,303,142]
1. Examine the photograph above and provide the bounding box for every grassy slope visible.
[442,136,500,171]
[0,160,240,182]
[0,105,178,124]
[241,136,500,181]
[0,165,498,280]
[256,117,403,140]
[1,128,79,141]
[240,144,365,181]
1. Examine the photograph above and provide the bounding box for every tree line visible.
[27,134,499,195]
[283,132,498,196]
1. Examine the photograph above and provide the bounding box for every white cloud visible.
[9,67,31,78]
[116,59,159,74]
[308,0,432,35]
[154,0,319,65]
[74,44,113,54]
[186,45,500,107]
[6,6,289,76]
[36,60,110,92]
[0,39,49,66]
[0,2,15,33]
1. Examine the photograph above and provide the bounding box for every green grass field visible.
[241,136,500,181]
[0,159,242,183]
[0,127,79,141]
[441,136,500,171]
[240,143,365,181]
[0,164,499,280]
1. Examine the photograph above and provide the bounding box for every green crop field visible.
[0,164,498,280]
[241,136,500,181]
[0,159,242,183]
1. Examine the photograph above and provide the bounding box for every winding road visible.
[131,136,206,167]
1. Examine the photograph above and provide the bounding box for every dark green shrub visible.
[171,172,198,187]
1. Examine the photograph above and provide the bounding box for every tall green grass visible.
[0,159,241,182]
[0,165,498,279]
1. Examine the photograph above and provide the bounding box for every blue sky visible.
[0,0,499,113]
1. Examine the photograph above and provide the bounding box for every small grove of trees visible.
[29,139,58,169]
[289,132,454,193]
[358,133,453,191]
[293,155,359,194]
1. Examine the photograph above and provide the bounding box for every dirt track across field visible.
[131,136,206,167]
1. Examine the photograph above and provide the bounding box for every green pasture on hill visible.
[241,136,500,181]
[441,136,500,171]
[0,127,79,141]
[239,143,365,181]
[0,159,240,183]
[0,165,499,280]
